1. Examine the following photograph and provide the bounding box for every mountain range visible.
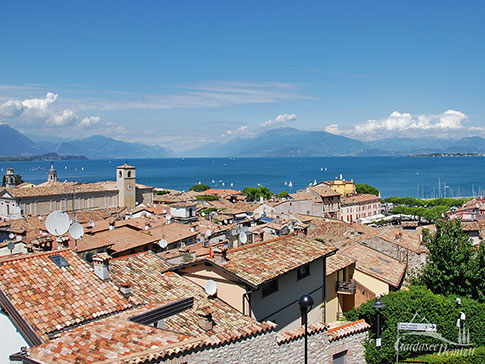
[0,124,173,159]
[2,123,485,159]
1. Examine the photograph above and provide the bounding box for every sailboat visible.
[288,181,293,188]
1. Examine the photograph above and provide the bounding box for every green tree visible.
[276,190,289,198]
[189,183,211,192]
[356,183,379,196]
[2,174,23,187]
[241,186,272,201]
[415,219,485,302]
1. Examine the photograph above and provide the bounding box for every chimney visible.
[109,221,115,230]
[92,253,111,280]
[197,306,214,331]
[145,222,151,230]
[213,246,228,264]
[119,282,132,297]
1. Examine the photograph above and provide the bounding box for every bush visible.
[189,183,211,192]
[345,286,485,364]
[196,195,219,201]
[154,190,170,195]
[241,186,272,201]
[405,346,485,363]
[356,183,380,196]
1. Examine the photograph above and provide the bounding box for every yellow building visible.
[323,177,356,196]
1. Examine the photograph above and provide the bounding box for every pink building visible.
[340,194,381,223]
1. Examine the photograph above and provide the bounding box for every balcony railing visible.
[337,279,356,295]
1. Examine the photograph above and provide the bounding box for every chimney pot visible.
[197,306,214,331]
[92,253,111,280]
[119,282,132,296]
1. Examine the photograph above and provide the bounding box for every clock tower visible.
[116,164,136,208]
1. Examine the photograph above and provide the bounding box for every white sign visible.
[376,338,382,347]
[398,322,437,332]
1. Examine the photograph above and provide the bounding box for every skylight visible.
[49,255,70,268]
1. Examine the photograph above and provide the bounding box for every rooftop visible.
[209,235,337,287]
[0,249,131,342]
[339,243,406,288]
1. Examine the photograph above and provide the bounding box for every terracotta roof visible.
[276,322,327,344]
[4,181,119,198]
[461,221,480,231]
[327,319,370,341]
[309,184,341,197]
[0,249,131,342]
[117,163,136,169]
[209,235,337,287]
[288,192,321,203]
[339,243,406,288]
[94,226,158,254]
[204,189,241,196]
[341,193,380,206]
[326,252,356,276]
[147,222,199,245]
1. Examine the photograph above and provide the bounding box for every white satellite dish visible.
[205,280,217,296]
[166,214,172,220]
[223,219,228,224]
[69,222,84,240]
[239,231,247,244]
[89,220,95,228]
[206,229,212,237]
[201,212,205,217]
[8,233,15,240]
[162,209,167,214]
[45,210,71,236]
[159,239,168,248]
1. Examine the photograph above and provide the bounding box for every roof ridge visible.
[328,319,365,333]
[228,233,296,253]
[0,248,72,264]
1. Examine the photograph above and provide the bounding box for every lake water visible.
[1,156,484,198]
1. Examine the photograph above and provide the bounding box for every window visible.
[261,279,278,297]
[127,171,132,178]
[333,351,347,364]
[297,264,310,280]
[118,171,122,178]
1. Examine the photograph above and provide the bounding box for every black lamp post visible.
[298,293,314,364]
[371,296,385,349]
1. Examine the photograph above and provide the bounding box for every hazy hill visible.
[0,124,44,156]
[183,127,367,157]
[446,136,485,153]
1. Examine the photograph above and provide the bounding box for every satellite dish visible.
[69,222,84,240]
[38,216,43,220]
[201,212,205,217]
[190,227,196,232]
[166,214,172,220]
[204,280,217,296]
[223,219,228,224]
[206,229,212,237]
[89,220,95,228]
[45,210,71,236]
[162,209,167,214]
[7,242,15,254]
[239,231,247,244]
[159,239,168,248]
[8,233,14,240]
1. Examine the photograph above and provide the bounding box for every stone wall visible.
[166,324,368,364]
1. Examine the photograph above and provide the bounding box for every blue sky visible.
[1,1,484,151]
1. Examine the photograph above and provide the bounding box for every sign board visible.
[397,322,437,332]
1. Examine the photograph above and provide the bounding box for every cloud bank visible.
[326,110,471,139]
[260,113,297,128]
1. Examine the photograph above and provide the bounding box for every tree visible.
[241,186,272,201]
[355,183,379,196]
[2,174,23,187]
[189,183,211,192]
[415,218,485,302]
[276,190,289,198]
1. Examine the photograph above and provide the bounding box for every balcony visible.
[337,279,356,295]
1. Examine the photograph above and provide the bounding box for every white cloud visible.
[0,92,102,129]
[326,110,469,139]
[260,113,297,128]
[46,109,77,126]
[224,125,249,136]
[80,116,101,127]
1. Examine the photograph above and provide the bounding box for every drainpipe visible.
[323,256,327,323]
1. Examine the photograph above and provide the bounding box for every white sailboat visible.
[288,181,293,188]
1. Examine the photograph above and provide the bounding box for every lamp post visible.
[372,296,385,349]
[298,293,314,364]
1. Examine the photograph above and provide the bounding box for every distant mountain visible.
[54,135,174,159]
[0,124,44,156]
[0,124,173,159]
[182,127,368,157]
[447,136,485,153]
[364,136,458,154]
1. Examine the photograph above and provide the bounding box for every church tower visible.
[47,163,57,184]
[116,163,136,208]
[5,168,15,188]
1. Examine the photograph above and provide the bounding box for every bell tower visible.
[116,163,136,208]
[47,163,57,184]
[5,168,15,188]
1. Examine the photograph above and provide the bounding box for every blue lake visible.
[1,157,484,198]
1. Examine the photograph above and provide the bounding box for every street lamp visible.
[299,293,314,364]
[371,296,385,348]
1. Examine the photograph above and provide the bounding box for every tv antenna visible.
[204,279,217,297]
